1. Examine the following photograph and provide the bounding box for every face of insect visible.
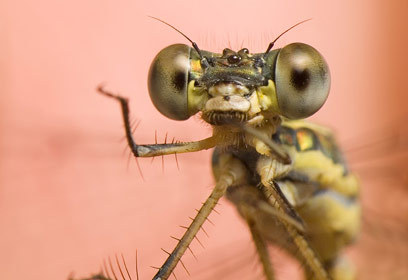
[148,43,330,124]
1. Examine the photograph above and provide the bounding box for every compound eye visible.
[148,44,192,120]
[275,43,330,119]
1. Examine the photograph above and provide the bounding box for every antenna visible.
[149,16,204,59]
[264,19,312,56]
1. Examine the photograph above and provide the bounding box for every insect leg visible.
[226,185,276,279]
[98,86,218,157]
[247,219,275,280]
[153,154,248,280]
[256,156,330,280]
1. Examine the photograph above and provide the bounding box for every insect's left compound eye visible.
[275,43,330,119]
[148,44,192,120]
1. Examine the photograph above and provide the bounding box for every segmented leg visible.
[226,182,311,280]
[98,86,218,157]
[226,184,276,280]
[153,154,248,280]
[257,156,330,280]
[247,220,275,280]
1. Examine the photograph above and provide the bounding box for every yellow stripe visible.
[293,150,359,197]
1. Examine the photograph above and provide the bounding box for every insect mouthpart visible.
[201,82,253,125]
[202,110,248,125]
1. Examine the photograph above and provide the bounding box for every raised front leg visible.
[98,86,218,157]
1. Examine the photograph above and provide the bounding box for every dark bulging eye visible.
[274,43,330,119]
[148,44,192,120]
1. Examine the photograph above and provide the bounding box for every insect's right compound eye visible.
[148,44,192,120]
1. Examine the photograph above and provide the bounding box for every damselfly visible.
[74,18,361,280]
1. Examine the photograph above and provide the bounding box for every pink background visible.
[1,0,407,279]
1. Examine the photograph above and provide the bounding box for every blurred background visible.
[1,0,407,279]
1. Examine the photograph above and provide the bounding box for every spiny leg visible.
[153,154,248,280]
[226,182,311,280]
[264,182,329,280]
[225,184,277,280]
[247,220,275,280]
[256,157,330,280]
[98,86,218,157]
